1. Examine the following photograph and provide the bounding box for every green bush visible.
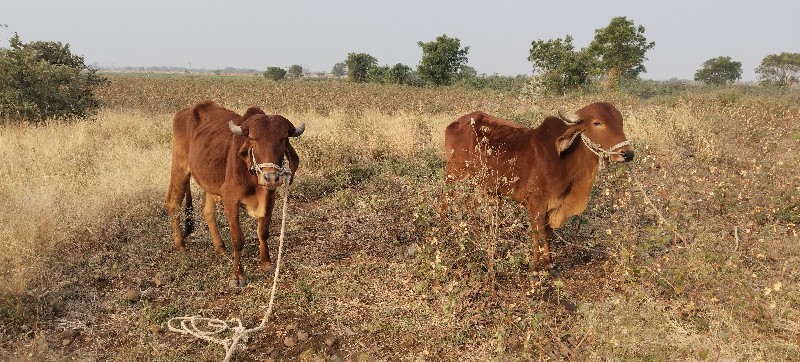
[0,33,106,123]
[263,66,287,80]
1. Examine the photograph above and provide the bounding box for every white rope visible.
[250,147,293,176]
[580,133,630,170]
[167,179,291,362]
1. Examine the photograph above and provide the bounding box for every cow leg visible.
[166,169,192,252]
[528,208,549,275]
[257,191,277,271]
[442,156,467,216]
[441,176,456,216]
[203,193,226,255]
[223,199,247,287]
[541,224,555,271]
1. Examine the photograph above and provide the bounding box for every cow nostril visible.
[264,173,280,184]
[623,151,634,162]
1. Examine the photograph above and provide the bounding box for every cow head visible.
[229,114,305,189]
[555,102,634,164]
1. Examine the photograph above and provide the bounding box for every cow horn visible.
[229,120,245,135]
[290,122,306,137]
[558,109,580,124]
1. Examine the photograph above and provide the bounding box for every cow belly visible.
[186,163,223,194]
[187,155,226,195]
[547,195,589,228]
[186,132,229,193]
[547,207,570,228]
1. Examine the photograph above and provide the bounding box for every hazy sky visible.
[3,0,798,81]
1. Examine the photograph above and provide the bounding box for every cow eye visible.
[593,122,602,127]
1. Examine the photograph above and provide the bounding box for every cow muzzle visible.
[609,148,635,163]
[261,171,285,189]
[622,150,634,162]
[252,164,291,189]
[581,135,633,168]
[249,148,291,189]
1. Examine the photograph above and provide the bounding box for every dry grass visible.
[0,78,798,361]
[0,109,172,291]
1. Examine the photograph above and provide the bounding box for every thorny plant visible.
[428,120,530,297]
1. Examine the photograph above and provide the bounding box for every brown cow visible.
[444,102,634,273]
[166,100,305,287]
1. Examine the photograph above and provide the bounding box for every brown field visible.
[1,75,799,361]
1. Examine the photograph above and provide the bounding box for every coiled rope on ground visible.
[167,180,291,362]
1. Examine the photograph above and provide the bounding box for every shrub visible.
[0,33,106,123]
[264,66,287,80]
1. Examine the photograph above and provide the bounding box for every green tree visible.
[287,64,304,79]
[587,16,655,85]
[458,65,478,80]
[755,52,800,87]
[331,62,346,77]
[263,66,287,80]
[386,63,412,85]
[528,35,595,94]
[368,65,389,84]
[345,53,377,83]
[0,33,106,123]
[694,56,742,85]
[417,34,470,86]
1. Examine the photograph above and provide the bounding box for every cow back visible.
[445,111,537,199]
[445,111,593,206]
[184,101,243,194]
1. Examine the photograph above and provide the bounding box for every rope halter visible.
[579,133,630,170]
[248,147,292,177]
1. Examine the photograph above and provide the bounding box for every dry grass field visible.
[1,75,798,361]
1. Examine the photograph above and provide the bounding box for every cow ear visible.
[285,141,300,184]
[555,126,582,156]
[238,142,250,160]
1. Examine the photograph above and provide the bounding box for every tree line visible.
[264,34,471,88]
[263,17,799,92]
[1,16,800,123]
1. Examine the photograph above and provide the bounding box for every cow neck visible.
[564,137,601,182]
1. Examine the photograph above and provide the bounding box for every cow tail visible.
[183,186,195,237]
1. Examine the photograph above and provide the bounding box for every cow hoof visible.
[259,262,273,272]
[229,278,247,288]
[547,269,561,278]
[213,246,226,255]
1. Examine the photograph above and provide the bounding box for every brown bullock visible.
[166,100,305,287]
[444,102,634,273]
